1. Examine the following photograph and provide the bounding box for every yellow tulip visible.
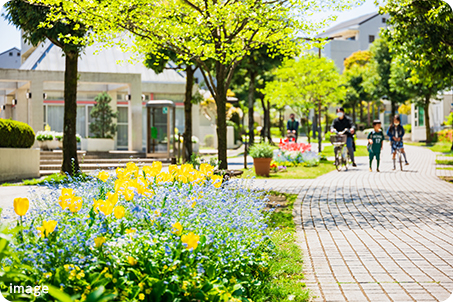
[122,188,134,201]
[58,188,74,210]
[128,256,137,266]
[181,232,200,250]
[152,161,162,172]
[106,192,118,206]
[99,201,115,216]
[172,222,183,235]
[13,197,29,216]
[37,220,57,238]
[200,163,214,177]
[114,206,125,219]
[97,171,109,182]
[211,175,223,188]
[94,236,106,248]
[68,197,83,213]
[168,164,179,174]
[116,167,125,179]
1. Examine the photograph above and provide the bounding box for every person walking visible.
[387,115,409,169]
[331,107,357,167]
[368,120,384,172]
[286,113,299,142]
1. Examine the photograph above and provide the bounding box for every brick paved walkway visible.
[252,144,453,302]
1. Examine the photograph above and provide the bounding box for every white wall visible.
[0,148,40,182]
[0,48,21,69]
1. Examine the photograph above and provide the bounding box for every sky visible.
[0,0,380,55]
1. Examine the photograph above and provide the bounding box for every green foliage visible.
[204,135,214,148]
[343,50,371,70]
[0,119,35,148]
[445,112,453,126]
[37,131,55,142]
[89,93,118,139]
[264,54,344,121]
[403,124,411,134]
[249,142,274,158]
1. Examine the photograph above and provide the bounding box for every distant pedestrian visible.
[387,115,409,169]
[287,113,299,142]
[368,120,384,172]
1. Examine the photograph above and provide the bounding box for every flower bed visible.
[274,141,320,167]
[2,162,272,301]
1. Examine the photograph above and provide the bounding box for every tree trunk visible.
[279,109,284,137]
[367,101,371,128]
[183,66,194,162]
[266,100,272,143]
[424,95,431,145]
[352,103,356,124]
[61,51,80,176]
[325,106,329,134]
[306,110,311,144]
[215,63,228,170]
[391,101,396,119]
[360,101,363,124]
[260,98,267,141]
[248,71,256,146]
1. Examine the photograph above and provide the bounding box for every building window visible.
[346,36,355,41]
[369,35,375,43]
[382,18,386,23]
[17,52,20,56]
[9,52,12,56]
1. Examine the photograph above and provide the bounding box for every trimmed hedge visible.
[0,119,35,148]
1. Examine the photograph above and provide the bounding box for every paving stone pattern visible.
[253,144,453,301]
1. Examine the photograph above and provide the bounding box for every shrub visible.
[204,134,214,147]
[403,124,411,134]
[0,119,35,148]
[36,130,56,141]
[249,142,274,158]
[89,92,118,138]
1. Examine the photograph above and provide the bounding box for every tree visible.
[383,0,453,144]
[231,46,287,144]
[31,0,348,169]
[89,92,118,138]
[264,54,344,148]
[342,51,374,125]
[144,50,198,162]
[363,36,411,118]
[4,0,87,175]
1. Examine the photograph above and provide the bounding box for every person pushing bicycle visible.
[387,115,409,169]
[331,107,357,167]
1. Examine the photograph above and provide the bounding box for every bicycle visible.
[330,129,350,171]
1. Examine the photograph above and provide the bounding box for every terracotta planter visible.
[253,157,272,177]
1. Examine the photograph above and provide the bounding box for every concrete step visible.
[40,162,156,171]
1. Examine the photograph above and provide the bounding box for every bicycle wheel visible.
[399,150,403,171]
[342,146,349,171]
[334,147,341,171]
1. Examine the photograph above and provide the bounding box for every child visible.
[368,120,385,172]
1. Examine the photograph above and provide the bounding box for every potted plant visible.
[56,133,82,149]
[82,92,117,151]
[36,131,58,150]
[249,142,274,177]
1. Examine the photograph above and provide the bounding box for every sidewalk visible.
[250,143,453,301]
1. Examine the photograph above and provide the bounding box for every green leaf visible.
[46,285,75,302]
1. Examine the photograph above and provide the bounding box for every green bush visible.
[204,134,214,147]
[0,119,35,148]
[403,124,411,134]
[249,142,274,158]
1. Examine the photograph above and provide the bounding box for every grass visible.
[436,159,453,166]
[406,141,453,154]
[253,191,310,302]
[241,161,336,179]
[1,173,92,186]
[321,145,368,158]
[436,167,453,170]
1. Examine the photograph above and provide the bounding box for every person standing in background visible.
[287,113,299,142]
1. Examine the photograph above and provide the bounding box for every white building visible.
[0,47,21,69]
[0,40,217,151]
[318,12,389,73]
